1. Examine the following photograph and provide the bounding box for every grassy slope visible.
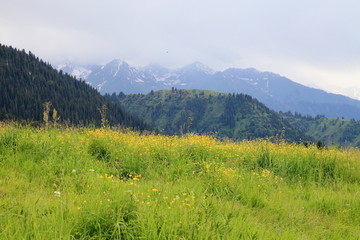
[1,125,360,239]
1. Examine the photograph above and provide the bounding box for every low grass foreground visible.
[1,125,360,239]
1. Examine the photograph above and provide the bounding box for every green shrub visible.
[88,140,111,162]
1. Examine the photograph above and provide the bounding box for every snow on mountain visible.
[107,59,127,77]
[53,60,310,102]
[56,60,219,94]
[56,63,93,80]
[177,62,216,75]
[72,67,92,80]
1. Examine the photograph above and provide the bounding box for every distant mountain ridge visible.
[58,60,360,120]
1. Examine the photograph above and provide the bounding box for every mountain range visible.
[58,60,360,120]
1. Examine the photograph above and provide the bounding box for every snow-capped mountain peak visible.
[107,59,128,77]
[178,62,215,75]
[108,59,127,68]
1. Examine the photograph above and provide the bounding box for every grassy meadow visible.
[1,124,360,239]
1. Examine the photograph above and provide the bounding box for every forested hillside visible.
[0,44,148,129]
[281,112,360,147]
[108,89,310,142]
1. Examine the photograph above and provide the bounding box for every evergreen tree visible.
[0,44,150,130]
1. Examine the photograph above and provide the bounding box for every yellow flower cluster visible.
[252,169,272,177]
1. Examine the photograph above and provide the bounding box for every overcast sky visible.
[1,0,360,97]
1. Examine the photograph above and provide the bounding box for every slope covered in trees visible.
[280,112,360,147]
[0,44,148,129]
[107,89,310,142]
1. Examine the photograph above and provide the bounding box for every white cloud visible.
[1,0,360,96]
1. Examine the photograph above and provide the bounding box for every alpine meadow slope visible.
[1,125,360,239]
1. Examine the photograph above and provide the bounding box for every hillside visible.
[2,125,360,239]
[59,60,360,120]
[281,112,360,147]
[107,89,310,142]
[0,44,148,129]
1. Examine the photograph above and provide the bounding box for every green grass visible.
[1,124,360,239]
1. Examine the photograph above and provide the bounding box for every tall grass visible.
[1,125,360,239]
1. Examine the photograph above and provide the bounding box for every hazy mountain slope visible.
[208,68,360,119]
[0,44,149,129]
[107,89,310,142]
[59,60,360,120]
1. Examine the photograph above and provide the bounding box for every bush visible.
[88,140,111,162]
